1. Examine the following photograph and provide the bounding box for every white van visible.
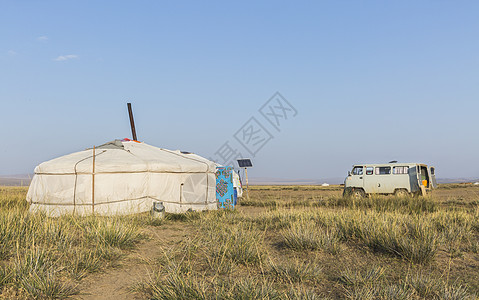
[343,162,437,197]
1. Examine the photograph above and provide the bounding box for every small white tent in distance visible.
[27,140,217,216]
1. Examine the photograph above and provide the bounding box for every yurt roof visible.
[35,140,215,174]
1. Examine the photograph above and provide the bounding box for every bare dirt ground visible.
[75,223,196,300]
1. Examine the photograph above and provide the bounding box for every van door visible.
[373,166,393,194]
[347,166,364,189]
[408,166,420,193]
[362,166,375,193]
[419,165,430,188]
[428,166,437,189]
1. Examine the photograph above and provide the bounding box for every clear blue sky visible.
[1,1,478,180]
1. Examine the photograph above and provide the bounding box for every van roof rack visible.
[389,160,398,163]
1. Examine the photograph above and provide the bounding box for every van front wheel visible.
[343,187,352,197]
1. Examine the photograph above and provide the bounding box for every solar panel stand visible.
[245,167,250,200]
[237,159,252,200]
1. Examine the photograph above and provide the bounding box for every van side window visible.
[375,167,391,175]
[393,166,408,174]
[366,167,373,175]
[352,167,363,175]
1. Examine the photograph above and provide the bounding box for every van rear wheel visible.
[352,189,365,199]
[394,189,409,197]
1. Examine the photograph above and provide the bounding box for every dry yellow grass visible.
[1,185,479,299]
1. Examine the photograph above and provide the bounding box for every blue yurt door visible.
[216,166,235,208]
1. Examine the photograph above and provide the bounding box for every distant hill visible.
[1,174,478,187]
[0,174,32,186]
[250,177,479,186]
[436,178,479,184]
[250,177,345,185]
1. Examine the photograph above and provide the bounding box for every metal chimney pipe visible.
[127,103,138,141]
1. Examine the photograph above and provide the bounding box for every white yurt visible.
[26,139,217,216]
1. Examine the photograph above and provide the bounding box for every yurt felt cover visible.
[27,140,217,216]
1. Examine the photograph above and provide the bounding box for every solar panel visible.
[237,159,253,168]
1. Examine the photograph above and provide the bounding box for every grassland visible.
[1,184,479,299]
